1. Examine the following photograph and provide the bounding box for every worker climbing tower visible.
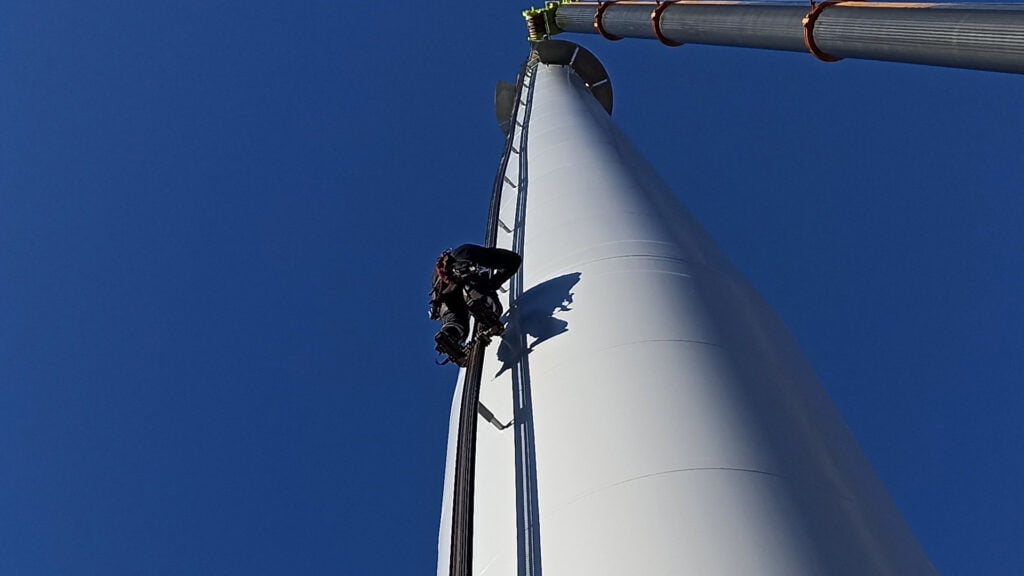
[437,39,938,575]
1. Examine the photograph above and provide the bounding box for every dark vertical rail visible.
[554,2,1024,74]
[508,63,543,576]
[448,56,533,576]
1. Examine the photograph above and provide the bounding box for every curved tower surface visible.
[438,42,935,576]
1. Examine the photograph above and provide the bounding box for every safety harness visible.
[429,250,479,319]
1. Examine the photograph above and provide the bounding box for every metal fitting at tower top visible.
[523,1,567,42]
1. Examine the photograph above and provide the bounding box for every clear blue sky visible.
[2,2,1021,574]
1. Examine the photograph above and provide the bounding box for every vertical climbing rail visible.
[447,56,534,576]
[507,62,543,576]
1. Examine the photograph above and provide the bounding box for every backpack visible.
[429,249,486,318]
[429,251,464,319]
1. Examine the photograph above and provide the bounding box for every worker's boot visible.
[434,325,468,367]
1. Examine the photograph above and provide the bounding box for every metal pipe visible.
[553,1,1024,74]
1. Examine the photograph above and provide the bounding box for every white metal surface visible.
[440,57,935,575]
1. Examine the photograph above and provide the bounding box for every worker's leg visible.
[435,301,469,365]
[465,288,504,336]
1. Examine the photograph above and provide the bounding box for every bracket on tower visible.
[532,40,613,114]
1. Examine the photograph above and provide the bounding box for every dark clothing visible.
[430,244,521,354]
[436,287,498,349]
[447,244,521,292]
[430,245,521,316]
[431,244,521,297]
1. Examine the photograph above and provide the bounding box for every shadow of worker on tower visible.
[497,272,582,376]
